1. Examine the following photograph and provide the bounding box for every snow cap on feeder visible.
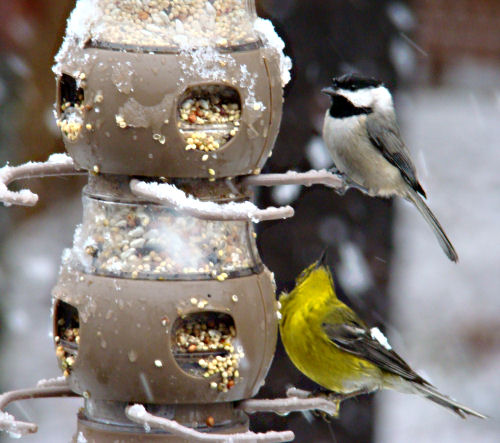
[53,0,291,179]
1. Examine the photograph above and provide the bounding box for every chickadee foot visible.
[327,165,342,175]
[326,170,349,196]
[333,174,370,196]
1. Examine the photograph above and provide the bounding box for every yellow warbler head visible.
[279,250,337,308]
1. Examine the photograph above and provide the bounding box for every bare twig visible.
[237,389,339,417]
[126,404,294,442]
[242,169,344,189]
[130,179,294,222]
[0,153,83,206]
[0,385,77,437]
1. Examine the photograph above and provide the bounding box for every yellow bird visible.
[279,254,485,419]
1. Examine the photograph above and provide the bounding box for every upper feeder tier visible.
[54,0,291,178]
[67,0,259,51]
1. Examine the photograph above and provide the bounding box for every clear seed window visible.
[179,85,241,153]
[72,195,261,280]
[88,0,259,50]
[53,300,80,378]
[172,312,243,392]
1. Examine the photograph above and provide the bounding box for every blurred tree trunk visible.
[254,1,400,441]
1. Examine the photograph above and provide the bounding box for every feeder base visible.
[74,405,249,442]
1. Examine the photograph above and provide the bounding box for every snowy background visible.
[377,61,500,442]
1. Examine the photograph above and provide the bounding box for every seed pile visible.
[92,0,257,49]
[54,320,80,378]
[75,197,258,280]
[174,315,243,392]
[58,102,85,141]
[179,85,241,153]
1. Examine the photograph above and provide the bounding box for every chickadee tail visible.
[406,189,459,262]
[414,383,486,419]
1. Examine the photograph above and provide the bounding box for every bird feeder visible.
[0,1,344,441]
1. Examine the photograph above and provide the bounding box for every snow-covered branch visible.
[242,169,344,189]
[36,376,69,389]
[237,388,340,417]
[0,154,83,206]
[126,404,294,442]
[130,179,294,222]
[0,384,76,438]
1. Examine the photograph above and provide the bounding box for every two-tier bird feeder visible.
[0,1,344,441]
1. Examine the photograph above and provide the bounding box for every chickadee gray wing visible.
[366,113,426,198]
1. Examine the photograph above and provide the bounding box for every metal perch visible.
[130,179,294,222]
[237,388,340,417]
[126,404,295,442]
[0,377,341,440]
[0,154,83,206]
[0,384,77,437]
[242,169,345,189]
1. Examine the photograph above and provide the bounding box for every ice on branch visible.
[130,179,294,222]
[0,154,81,207]
[126,404,294,442]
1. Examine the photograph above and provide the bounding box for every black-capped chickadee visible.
[322,74,458,262]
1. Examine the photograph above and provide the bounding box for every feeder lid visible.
[64,0,260,52]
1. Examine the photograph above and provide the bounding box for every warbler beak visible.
[316,248,329,268]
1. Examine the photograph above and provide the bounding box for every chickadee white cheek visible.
[339,86,393,112]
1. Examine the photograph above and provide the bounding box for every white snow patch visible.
[6,55,31,79]
[64,0,101,44]
[128,404,147,418]
[179,46,233,81]
[36,376,68,388]
[0,410,23,438]
[132,181,267,223]
[371,327,392,350]
[47,152,74,165]
[76,432,88,443]
[271,184,302,205]
[53,0,102,75]
[306,136,334,170]
[337,241,373,295]
[254,18,292,87]
[386,2,415,31]
[6,308,30,334]
[390,37,417,79]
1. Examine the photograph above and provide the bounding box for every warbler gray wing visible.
[366,113,426,197]
[322,320,427,384]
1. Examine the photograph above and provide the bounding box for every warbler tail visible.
[414,383,486,419]
[406,189,458,263]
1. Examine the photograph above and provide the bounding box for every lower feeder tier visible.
[76,402,250,442]
[50,176,278,440]
[52,267,277,404]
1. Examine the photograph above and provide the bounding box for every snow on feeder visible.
[53,0,284,179]
[0,1,345,441]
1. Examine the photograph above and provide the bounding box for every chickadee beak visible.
[321,87,336,96]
